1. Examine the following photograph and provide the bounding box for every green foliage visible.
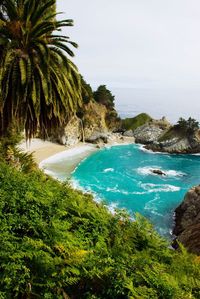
[81,76,94,104]
[159,117,200,142]
[93,85,115,110]
[0,163,200,298]
[122,113,152,131]
[0,0,82,139]
[177,117,199,134]
[0,131,36,172]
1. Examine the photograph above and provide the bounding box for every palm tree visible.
[0,0,82,139]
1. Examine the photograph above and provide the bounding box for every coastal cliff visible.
[48,83,121,146]
[122,114,200,154]
[145,128,200,154]
[173,185,200,255]
[49,100,120,146]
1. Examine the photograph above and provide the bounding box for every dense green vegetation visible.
[0,159,200,299]
[81,76,94,105]
[0,0,82,139]
[159,117,199,142]
[177,117,199,134]
[122,113,152,131]
[93,85,115,110]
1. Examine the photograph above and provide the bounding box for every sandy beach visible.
[18,139,93,164]
[19,136,135,179]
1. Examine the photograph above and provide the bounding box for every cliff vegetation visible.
[0,148,200,298]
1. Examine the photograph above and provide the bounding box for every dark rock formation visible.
[173,185,200,255]
[151,169,166,176]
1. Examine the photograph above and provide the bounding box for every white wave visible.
[165,169,186,177]
[107,202,119,214]
[137,166,186,177]
[42,168,59,179]
[106,187,129,195]
[144,194,162,216]
[103,168,114,173]
[140,183,180,192]
[139,144,169,155]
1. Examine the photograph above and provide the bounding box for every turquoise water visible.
[72,144,200,238]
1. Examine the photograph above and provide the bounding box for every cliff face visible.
[121,114,200,154]
[50,101,120,145]
[173,185,200,255]
[132,117,171,144]
[82,101,108,140]
[133,124,167,144]
[146,131,200,154]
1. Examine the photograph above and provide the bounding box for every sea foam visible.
[137,166,186,177]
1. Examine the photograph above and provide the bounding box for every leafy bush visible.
[93,85,115,110]
[122,113,152,131]
[177,117,199,134]
[0,163,200,298]
[0,132,36,172]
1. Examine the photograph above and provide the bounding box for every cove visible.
[72,144,200,238]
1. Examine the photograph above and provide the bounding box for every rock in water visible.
[173,185,200,255]
[151,169,166,176]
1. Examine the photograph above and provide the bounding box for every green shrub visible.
[122,113,152,131]
[0,163,200,298]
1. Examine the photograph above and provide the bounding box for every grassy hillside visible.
[122,113,152,131]
[0,161,200,298]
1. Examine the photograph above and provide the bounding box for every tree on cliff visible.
[93,85,115,110]
[177,117,199,134]
[0,0,82,139]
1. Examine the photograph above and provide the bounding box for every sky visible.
[57,0,200,89]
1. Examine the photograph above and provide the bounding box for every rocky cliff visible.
[145,128,200,154]
[173,185,200,255]
[50,101,120,146]
[121,114,200,154]
[132,117,171,144]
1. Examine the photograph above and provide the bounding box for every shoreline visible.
[19,136,135,179]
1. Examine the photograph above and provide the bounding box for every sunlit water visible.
[72,144,200,238]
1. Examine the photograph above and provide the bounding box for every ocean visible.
[42,88,200,238]
[72,144,200,238]
[113,87,200,123]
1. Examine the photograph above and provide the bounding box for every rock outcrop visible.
[126,116,171,144]
[49,115,83,146]
[146,130,200,154]
[123,130,135,137]
[173,185,200,255]
[49,101,121,146]
[151,169,166,176]
[82,101,108,140]
[133,123,167,144]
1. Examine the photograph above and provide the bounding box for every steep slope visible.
[173,185,200,255]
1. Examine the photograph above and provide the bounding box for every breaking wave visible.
[137,166,186,177]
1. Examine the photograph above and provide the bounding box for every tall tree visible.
[93,85,115,110]
[0,0,82,139]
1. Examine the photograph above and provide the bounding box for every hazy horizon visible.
[57,1,200,120]
[57,0,200,90]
